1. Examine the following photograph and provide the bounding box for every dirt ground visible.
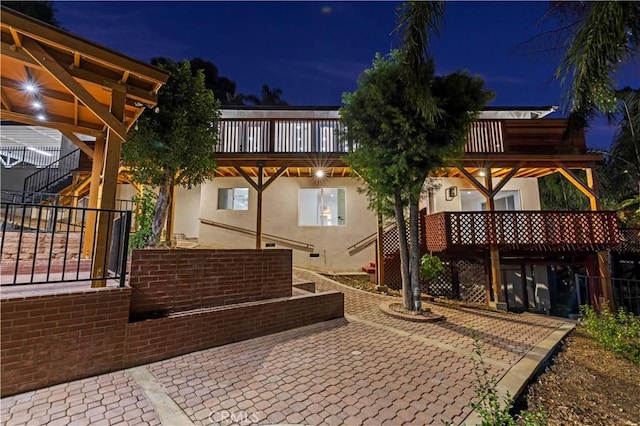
[524,330,640,425]
[325,274,640,425]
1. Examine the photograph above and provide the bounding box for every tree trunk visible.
[409,199,421,309]
[394,189,412,309]
[148,171,173,246]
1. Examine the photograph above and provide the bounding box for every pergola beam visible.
[0,108,105,137]
[21,37,128,142]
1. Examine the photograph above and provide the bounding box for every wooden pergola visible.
[0,7,169,285]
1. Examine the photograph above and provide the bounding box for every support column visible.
[92,88,126,286]
[484,168,506,310]
[256,162,264,249]
[82,136,105,257]
[376,214,386,289]
[586,167,614,310]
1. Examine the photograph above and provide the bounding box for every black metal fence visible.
[1,202,131,287]
[576,274,640,315]
[0,145,60,168]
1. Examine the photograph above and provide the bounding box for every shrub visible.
[420,253,445,282]
[468,330,547,425]
[129,189,157,251]
[580,305,640,364]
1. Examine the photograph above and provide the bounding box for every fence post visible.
[119,211,132,288]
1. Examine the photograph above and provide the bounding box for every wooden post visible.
[82,136,105,257]
[376,214,385,288]
[586,167,614,310]
[256,162,264,249]
[484,168,505,309]
[92,88,126,287]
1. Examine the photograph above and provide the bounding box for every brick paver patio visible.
[1,271,571,425]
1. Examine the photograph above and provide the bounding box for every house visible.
[141,105,619,316]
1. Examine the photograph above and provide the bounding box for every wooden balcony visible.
[215,118,585,156]
[425,211,619,253]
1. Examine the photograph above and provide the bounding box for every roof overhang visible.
[0,6,169,139]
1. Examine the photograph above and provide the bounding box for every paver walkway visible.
[1,270,572,425]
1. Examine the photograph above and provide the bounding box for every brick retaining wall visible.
[1,250,344,396]
[129,249,292,315]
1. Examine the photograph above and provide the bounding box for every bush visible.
[129,189,157,251]
[468,330,547,425]
[580,305,640,364]
[420,253,445,282]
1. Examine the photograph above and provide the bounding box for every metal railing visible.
[1,190,135,212]
[0,146,60,168]
[23,149,80,193]
[199,218,314,252]
[1,202,131,286]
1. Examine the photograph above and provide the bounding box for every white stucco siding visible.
[174,185,201,238]
[427,177,541,213]
[198,177,377,272]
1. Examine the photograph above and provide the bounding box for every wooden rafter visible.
[60,131,94,159]
[556,164,598,200]
[21,37,128,141]
[0,108,104,137]
[0,87,12,111]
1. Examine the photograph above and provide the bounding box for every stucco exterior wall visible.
[198,177,377,272]
[428,177,541,213]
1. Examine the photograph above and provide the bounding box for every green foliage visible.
[419,253,444,282]
[556,2,640,115]
[129,189,157,251]
[122,59,220,245]
[468,331,548,425]
[341,50,492,210]
[580,305,640,365]
[538,172,589,211]
[123,59,220,189]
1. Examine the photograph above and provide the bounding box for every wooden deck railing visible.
[425,211,619,252]
[215,118,585,155]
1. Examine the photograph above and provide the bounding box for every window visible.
[299,188,346,226]
[218,188,249,210]
[481,194,517,211]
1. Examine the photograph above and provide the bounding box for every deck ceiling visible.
[0,7,169,139]
[213,153,604,179]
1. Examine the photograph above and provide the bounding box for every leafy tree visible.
[244,84,289,106]
[122,60,220,246]
[151,57,244,105]
[3,1,60,27]
[341,51,491,309]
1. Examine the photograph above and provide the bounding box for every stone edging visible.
[461,321,576,425]
[379,300,445,323]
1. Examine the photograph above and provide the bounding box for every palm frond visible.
[394,1,446,122]
[557,1,640,114]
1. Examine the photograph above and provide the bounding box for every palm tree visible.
[244,84,288,106]
[394,1,445,122]
[554,2,640,137]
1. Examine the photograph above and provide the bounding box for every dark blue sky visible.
[55,1,638,149]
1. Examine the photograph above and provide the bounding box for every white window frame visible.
[298,187,346,227]
[218,188,249,211]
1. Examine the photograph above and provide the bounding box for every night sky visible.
[54,1,639,149]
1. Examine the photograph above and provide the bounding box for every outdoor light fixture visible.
[315,169,325,178]
[478,170,486,177]
[445,186,458,201]
[23,82,37,93]
[32,100,43,109]
[36,113,46,121]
